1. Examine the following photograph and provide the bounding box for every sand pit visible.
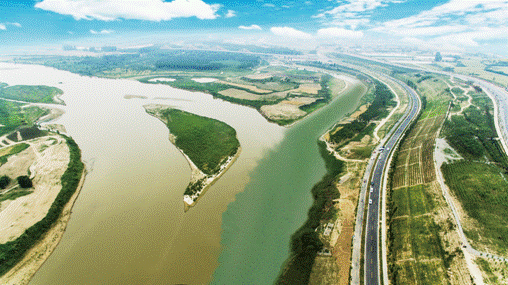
[260,97,317,121]
[0,136,70,243]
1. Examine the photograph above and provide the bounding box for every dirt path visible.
[446,80,473,117]
[373,77,401,143]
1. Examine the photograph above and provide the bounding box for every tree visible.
[435,52,442,62]
[0,175,10,189]
[17,175,32,188]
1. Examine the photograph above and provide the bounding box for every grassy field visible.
[158,108,240,176]
[442,161,508,255]
[0,143,29,165]
[0,84,63,105]
[0,101,49,136]
[476,258,508,284]
[0,190,32,203]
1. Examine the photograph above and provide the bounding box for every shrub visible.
[0,175,10,189]
[16,175,32,188]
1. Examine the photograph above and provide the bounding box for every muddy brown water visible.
[0,63,364,284]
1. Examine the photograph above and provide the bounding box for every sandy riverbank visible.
[0,168,86,285]
[183,146,241,211]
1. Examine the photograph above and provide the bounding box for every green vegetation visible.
[0,100,49,136]
[0,84,63,105]
[0,175,10,189]
[142,76,281,109]
[485,61,508,77]
[442,161,508,254]
[158,108,240,176]
[16,175,32,188]
[444,105,508,168]
[276,142,343,284]
[469,90,493,109]
[329,80,395,146]
[451,87,464,95]
[25,50,261,77]
[0,143,30,165]
[141,70,334,125]
[0,135,84,276]
[0,190,32,203]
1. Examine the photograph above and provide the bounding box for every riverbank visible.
[182,146,241,210]
[0,166,86,285]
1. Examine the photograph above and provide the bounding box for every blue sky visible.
[1,0,508,55]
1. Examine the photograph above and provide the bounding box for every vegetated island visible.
[144,105,241,210]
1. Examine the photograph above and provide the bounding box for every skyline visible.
[1,0,508,55]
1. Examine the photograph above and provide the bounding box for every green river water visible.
[211,82,367,284]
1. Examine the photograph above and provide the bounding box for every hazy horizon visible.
[1,0,507,56]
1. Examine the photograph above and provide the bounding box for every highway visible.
[363,79,421,285]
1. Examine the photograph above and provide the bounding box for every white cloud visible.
[317,27,363,38]
[270,27,312,39]
[35,0,221,21]
[263,3,275,7]
[374,0,508,48]
[0,22,22,30]
[314,0,406,29]
[90,29,114,34]
[225,10,236,18]
[239,25,262,30]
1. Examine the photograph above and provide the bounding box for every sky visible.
[1,0,508,55]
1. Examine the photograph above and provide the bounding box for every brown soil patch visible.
[124,95,148,99]
[243,73,273,80]
[218,88,281,101]
[309,161,364,285]
[295,83,321,95]
[259,97,317,121]
[217,80,273,93]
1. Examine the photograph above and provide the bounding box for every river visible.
[211,81,366,284]
[0,62,365,284]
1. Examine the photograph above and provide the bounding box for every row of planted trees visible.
[0,175,32,189]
